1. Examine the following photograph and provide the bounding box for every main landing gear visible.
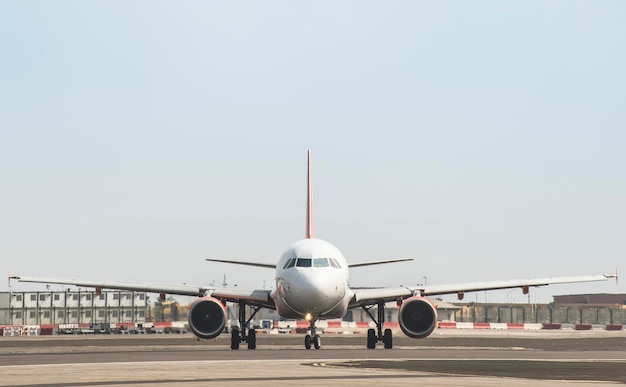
[304,319,321,350]
[230,301,261,350]
[362,300,393,349]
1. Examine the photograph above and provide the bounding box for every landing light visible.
[305,313,312,321]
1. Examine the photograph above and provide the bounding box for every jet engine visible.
[188,296,227,339]
[398,296,437,339]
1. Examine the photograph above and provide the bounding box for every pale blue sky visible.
[1,1,624,303]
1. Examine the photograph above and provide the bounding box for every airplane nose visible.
[296,274,328,294]
[293,274,333,311]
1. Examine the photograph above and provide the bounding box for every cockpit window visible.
[296,258,312,267]
[293,257,340,269]
[313,258,329,267]
[283,258,296,269]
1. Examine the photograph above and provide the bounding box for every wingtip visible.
[604,269,619,286]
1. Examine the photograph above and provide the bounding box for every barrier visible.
[0,325,40,336]
[2,321,621,337]
[431,322,619,330]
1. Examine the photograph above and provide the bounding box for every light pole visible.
[423,276,427,286]
[506,289,515,304]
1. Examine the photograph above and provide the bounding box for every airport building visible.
[3,290,625,328]
[553,293,626,306]
[0,290,148,326]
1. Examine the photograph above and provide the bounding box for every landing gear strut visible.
[362,300,393,349]
[304,319,321,350]
[230,301,260,350]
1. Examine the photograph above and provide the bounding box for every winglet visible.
[306,149,314,239]
[604,269,619,286]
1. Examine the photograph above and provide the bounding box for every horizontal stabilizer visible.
[349,258,413,268]
[205,258,276,269]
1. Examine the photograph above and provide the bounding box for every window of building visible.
[139,293,145,300]
[43,311,50,318]
[15,294,23,302]
[99,294,105,300]
[85,294,92,301]
[30,294,37,301]
[98,310,105,318]
[85,311,92,318]
[139,311,145,318]
[125,311,132,318]
[39,294,46,301]
[58,311,65,319]
[71,311,78,318]
[72,294,78,301]
[54,294,60,301]
[29,311,36,319]
[112,310,118,318]
[113,293,119,300]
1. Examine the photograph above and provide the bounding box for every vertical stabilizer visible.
[306,150,314,239]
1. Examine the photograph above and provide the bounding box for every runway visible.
[1,330,625,386]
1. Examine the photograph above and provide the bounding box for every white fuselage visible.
[270,238,353,320]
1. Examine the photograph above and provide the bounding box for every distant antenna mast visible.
[306,149,314,239]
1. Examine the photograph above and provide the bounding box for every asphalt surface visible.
[1,330,625,386]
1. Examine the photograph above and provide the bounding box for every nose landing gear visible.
[304,319,321,349]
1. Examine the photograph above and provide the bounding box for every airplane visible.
[9,150,617,350]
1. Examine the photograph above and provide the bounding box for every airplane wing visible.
[417,275,617,297]
[9,275,211,297]
[350,287,413,306]
[9,275,276,309]
[210,288,275,309]
[349,273,616,307]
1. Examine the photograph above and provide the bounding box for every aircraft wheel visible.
[247,329,256,350]
[313,335,321,350]
[367,328,376,349]
[383,328,393,349]
[304,334,312,349]
[231,328,240,350]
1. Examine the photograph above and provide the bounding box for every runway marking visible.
[1,357,625,370]
[0,374,451,387]
[332,359,626,384]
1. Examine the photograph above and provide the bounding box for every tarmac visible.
[1,329,625,386]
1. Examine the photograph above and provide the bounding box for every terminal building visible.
[0,290,148,326]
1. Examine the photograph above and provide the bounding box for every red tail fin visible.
[306,150,314,239]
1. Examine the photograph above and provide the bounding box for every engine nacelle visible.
[188,296,227,340]
[398,296,438,339]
